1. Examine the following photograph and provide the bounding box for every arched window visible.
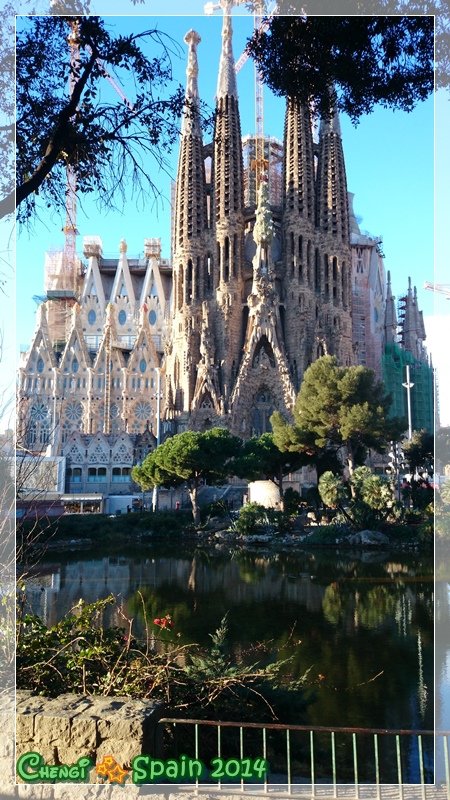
[68,467,82,484]
[314,248,320,292]
[224,237,230,282]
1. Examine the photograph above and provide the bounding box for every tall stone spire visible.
[216,0,238,99]
[401,278,426,359]
[173,30,208,254]
[281,97,316,385]
[316,107,349,242]
[183,29,202,136]
[213,4,244,224]
[283,97,315,223]
[384,270,397,344]
[211,2,245,406]
[168,29,209,418]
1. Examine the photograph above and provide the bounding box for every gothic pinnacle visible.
[182,30,201,136]
[217,1,237,98]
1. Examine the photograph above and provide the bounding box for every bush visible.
[234,503,269,536]
[283,487,302,516]
[305,525,350,544]
[200,499,231,522]
[16,597,308,723]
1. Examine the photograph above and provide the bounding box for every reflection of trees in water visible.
[234,553,268,584]
[322,583,398,630]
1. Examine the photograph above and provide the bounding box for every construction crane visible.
[63,25,134,273]
[64,22,80,277]
[205,0,277,194]
[424,281,450,298]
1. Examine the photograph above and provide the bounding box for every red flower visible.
[153,614,173,629]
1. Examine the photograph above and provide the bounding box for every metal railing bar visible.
[286,728,291,795]
[194,723,199,790]
[217,724,221,791]
[331,731,337,798]
[159,718,435,736]
[240,725,244,793]
[263,726,268,794]
[310,730,315,799]
[374,733,380,800]
[352,733,359,800]
[418,734,425,800]
[396,734,403,800]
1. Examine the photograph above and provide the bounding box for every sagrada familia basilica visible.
[17,8,433,505]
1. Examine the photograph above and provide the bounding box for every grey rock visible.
[347,530,389,545]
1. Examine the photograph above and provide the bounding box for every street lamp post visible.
[152,367,161,513]
[402,364,414,441]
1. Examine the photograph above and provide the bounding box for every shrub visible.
[200,499,231,522]
[16,597,308,723]
[234,503,269,536]
[283,487,302,516]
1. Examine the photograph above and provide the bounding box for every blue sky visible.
[15,11,447,421]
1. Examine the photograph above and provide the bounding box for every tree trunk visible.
[347,444,356,497]
[278,467,284,512]
[188,486,201,525]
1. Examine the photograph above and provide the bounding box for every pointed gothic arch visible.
[252,336,275,369]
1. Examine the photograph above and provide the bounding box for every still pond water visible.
[25,541,433,738]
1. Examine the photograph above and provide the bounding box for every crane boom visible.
[64,23,80,273]
[424,282,450,298]
[205,1,277,193]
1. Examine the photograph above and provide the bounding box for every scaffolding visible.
[242,135,283,208]
[382,342,434,433]
[44,250,83,347]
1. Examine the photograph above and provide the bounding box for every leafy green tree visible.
[233,432,306,507]
[402,429,434,476]
[132,428,242,524]
[272,356,405,478]
[246,16,434,121]
[10,15,188,223]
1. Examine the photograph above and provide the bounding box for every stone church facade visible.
[164,14,353,437]
[20,10,432,498]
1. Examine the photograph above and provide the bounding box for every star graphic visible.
[107,763,129,785]
[95,755,129,785]
[96,755,119,778]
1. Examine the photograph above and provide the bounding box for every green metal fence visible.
[156,718,437,794]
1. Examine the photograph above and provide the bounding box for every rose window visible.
[65,401,83,422]
[135,401,152,421]
[30,402,48,421]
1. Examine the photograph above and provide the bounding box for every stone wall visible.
[16,691,164,784]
